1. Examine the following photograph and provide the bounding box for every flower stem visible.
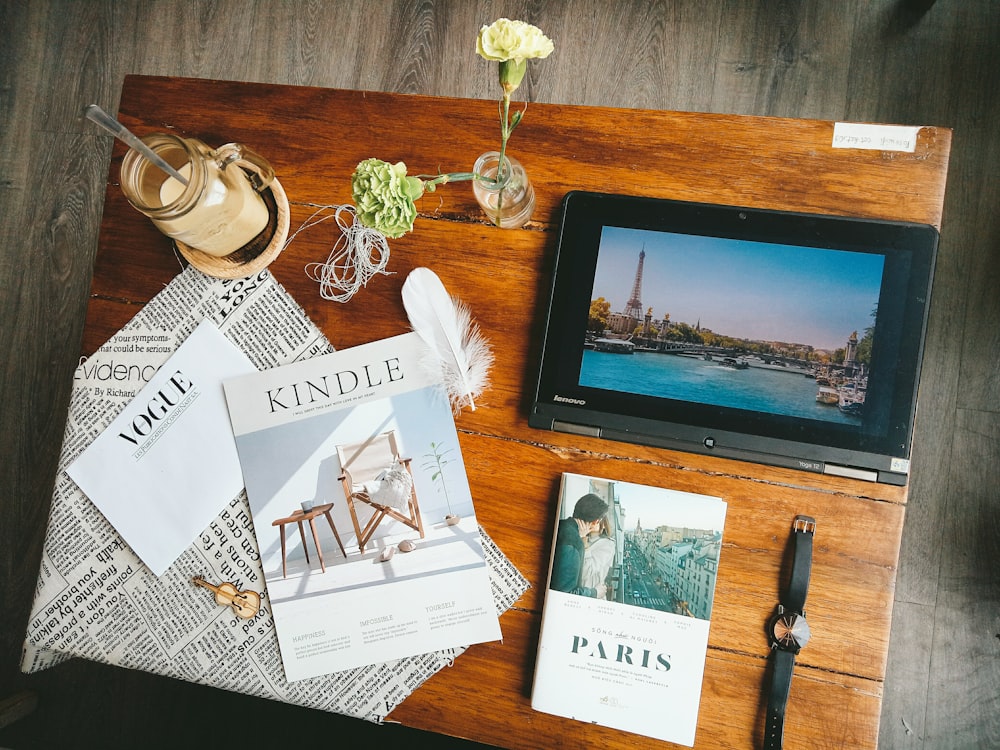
[495,92,513,224]
[417,171,501,192]
[498,93,512,173]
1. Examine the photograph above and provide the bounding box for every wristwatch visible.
[763,514,816,750]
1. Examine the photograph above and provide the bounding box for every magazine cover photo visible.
[224,332,500,681]
[236,387,479,583]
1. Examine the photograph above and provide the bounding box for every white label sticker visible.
[832,122,921,153]
[890,457,911,474]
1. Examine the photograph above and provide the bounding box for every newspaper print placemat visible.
[21,266,530,722]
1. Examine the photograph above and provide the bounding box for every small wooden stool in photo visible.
[271,502,346,577]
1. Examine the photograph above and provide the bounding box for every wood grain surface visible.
[68,73,943,749]
[2,2,997,749]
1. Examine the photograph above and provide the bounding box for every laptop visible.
[529,191,938,485]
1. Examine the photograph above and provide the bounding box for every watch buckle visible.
[793,515,816,534]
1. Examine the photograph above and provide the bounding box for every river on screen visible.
[580,350,861,426]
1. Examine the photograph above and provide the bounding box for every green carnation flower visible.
[351,159,425,238]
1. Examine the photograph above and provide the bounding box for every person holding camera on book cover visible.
[551,493,609,598]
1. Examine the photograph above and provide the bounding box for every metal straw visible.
[84,104,189,186]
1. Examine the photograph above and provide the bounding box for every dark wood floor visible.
[2,1,997,747]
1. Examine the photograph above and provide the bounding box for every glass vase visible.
[472,151,535,229]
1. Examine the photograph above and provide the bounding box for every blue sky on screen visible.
[591,226,885,352]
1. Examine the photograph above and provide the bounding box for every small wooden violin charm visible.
[192,576,261,619]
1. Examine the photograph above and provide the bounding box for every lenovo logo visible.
[553,395,586,405]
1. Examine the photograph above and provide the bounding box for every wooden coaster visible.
[175,175,289,279]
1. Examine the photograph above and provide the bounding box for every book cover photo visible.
[223,331,501,682]
[531,472,727,746]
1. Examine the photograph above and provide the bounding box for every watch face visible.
[771,611,810,650]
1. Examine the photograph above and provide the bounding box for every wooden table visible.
[87,75,951,749]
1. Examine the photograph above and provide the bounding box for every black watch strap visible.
[763,649,795,750]
[764,515,816,750]
[785,515,815,613]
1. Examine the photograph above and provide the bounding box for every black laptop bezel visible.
[529,191,939,485]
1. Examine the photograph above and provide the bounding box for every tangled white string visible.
[298,204,391,302]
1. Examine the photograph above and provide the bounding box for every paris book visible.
[531,472,726,746]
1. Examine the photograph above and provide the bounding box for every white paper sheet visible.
[67,319,256,575]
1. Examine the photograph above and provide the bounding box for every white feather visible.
[401,267,494,413]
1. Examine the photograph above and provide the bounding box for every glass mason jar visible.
[119,133,275,257]
[471,151,535,229]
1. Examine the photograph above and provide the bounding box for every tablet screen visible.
[530,192,938,485]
